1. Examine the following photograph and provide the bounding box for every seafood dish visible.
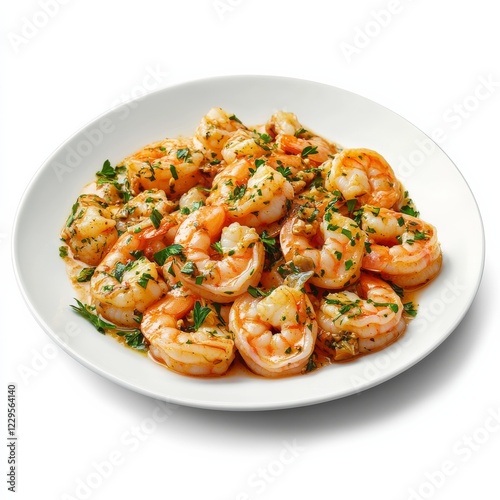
[60,108,442,378]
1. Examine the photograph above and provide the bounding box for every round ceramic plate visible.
[13,75,484,411]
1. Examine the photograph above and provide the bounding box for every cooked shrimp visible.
[141,287,235,376]
[207,157,252,203]
[265,153,317,195]
[323,149,403,210]
[276,133,338,166]
[124,138,205,198]
[266,110,303,137]
[114,189,175,232]
[360,205,442,288]
[134,212,185,263]
[280,209,366,289]
[178,186,208,214]
[229,285,318,377]
[318,273,406,356]
[221,128,268,165]
[193,107,246,159]
[227,164,294,227]
[171,205,264,303]
[90,229,168,327]
[80,180,123,206]
[61,194,118,266]
[207,158,294,227]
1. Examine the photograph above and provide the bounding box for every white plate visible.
[13,75,484,411]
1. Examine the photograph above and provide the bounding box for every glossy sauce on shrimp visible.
[60,108,442,378]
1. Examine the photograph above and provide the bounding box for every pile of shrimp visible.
[60,108,442,378]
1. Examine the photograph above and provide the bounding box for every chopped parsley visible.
[276,165,292,178]
[403,302,418,317]
[176,148,191,161]
[65,201,79,227]
[305,355,318,372]
[169,164,178,180]
[137,272,154,289]
[76,267,96,282]
[366,299,399,313]
[294,127,308,137]
[70,299,116,333]
[181,261,196,276]
[228,184,247,202]
[95,159,116,181]
[400,205,419,217]
[211,241,224,255]
[95,159,132,202]
[192,301,211,330]
[154,244,185,266]
[341,228,352,239]
[112,261,128,282]
[301,145,318,158]
[115,329,148,350]
[257,132,272,144]
[247,286,272,298]
[70,299,148,350]
[149,208,163,229]
[346,199,357,214]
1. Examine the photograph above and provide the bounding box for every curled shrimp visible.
[265,110,303,137]
[317,273,406,357]
[323,149,403,210]
[114,189,176,232]
[141,287,235,376]
[280,208,366,289]
[193,107,246,159]
[171,205,265,303]
[229,285,318,377]
[207,158,294,227]
[90,228,169,327]
[178,186,208,214]
[124,138,205,199]
[80,180,123,206]
[221,128,268,165]
[61,194,118,266]
[360,205,442,288]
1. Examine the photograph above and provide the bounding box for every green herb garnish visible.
[403,302,418,317]
[149,208,163,229]
[181,261,196,276]
[192,301,211,330]
[169,164,178,180]
[138,273,154,289]
[115,329,148,350]
[247,286,272,298]
[301,145,318,158]
[176,148,191,161]
[70,299,116,333]
[76,267,96,282]
[154,244,185,266]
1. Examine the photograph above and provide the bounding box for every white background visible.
[1,1,498,499]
